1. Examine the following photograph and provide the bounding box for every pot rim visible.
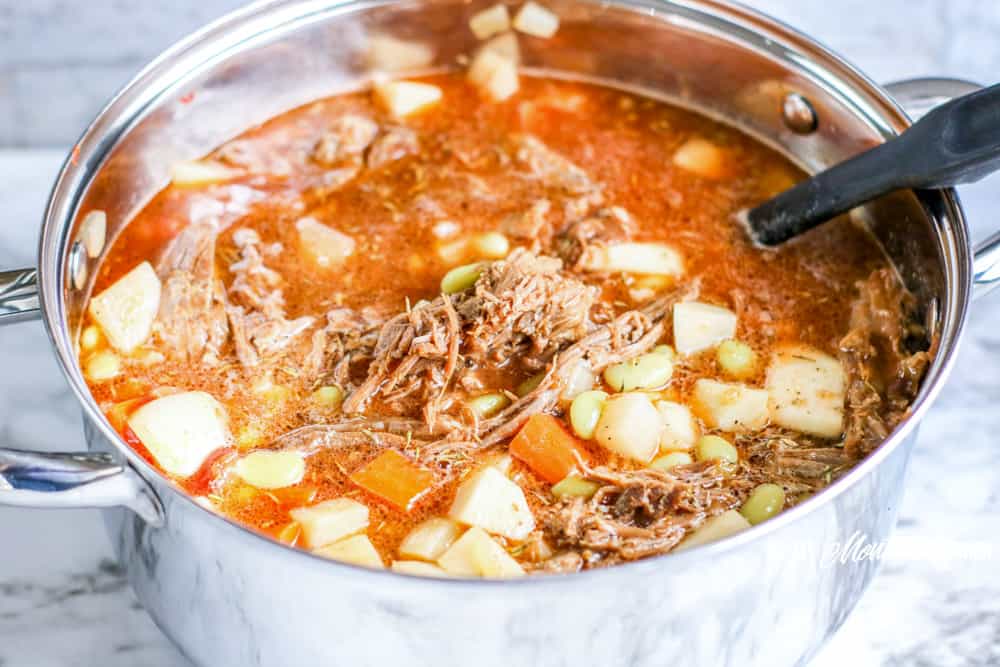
[36,0,971,586]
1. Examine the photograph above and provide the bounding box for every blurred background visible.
[2,0,1000,147]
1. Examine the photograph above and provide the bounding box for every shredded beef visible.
[155,223,230,364]
[839,268,931,457]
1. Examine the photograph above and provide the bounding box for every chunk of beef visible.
[457,249,599,367]
[539,462,744,563]
[225,229,315,367]
[312,115,379,166]
[838,268,931,457]
[513,134,596,195]
[367,126,419,169]
[155,223,229,364]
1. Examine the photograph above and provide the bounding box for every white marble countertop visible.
[3,4,1000,663]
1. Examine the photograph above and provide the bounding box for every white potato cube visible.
[468,48,519,102]
[766,345,847,438]
[480,32,521,64]
[79,210,107,258]
[594,393,661,462]
[692,379,769,432]
[673,301,737,356]
[469,4,511,39]
[295,217,355,268]
[391,560,452,577]
[656,400,698,450]
[170,160,239,186]
[675,510,751,551]
[437,526,525,578]
[673,138,726,179]
[314,534,384,569]
[127,391,229,477]
[88,261,161,354]
[233,450,306,490]
[448,467,535,540]
[398,517,462,561]
[513,1,560,38]
[290,498,370,549]
[580,242,684,277]
[374,80,442,118]
[368,34,435,72]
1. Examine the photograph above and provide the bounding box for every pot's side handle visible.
[885,77,1000,302]
[0,267,41,324]
[0,448,164,526]
[1,267,163,525]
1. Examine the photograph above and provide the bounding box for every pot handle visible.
[0,267,164,525]
[0,449,163,525]
[885,77,1000,302]
[0,267,41,324]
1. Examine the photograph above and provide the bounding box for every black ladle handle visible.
[748,83,1000,246]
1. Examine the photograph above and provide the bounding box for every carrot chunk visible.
[509,414,587,483]
[350,449,435,511]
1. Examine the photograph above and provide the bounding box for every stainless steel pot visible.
[2,1,999,665]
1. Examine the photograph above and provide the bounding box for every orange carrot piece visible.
[509,414,588,484]
[350,449,435,511]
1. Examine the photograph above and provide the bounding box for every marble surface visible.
[2,2,1000,666]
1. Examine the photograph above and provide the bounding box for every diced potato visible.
[127,391,230,477]
[85,350,120,381]
[672,137,727,179]
[437,526,525,578]
[290,498,370,549]
[594,392,661,462]
[391,560,452,577]
[88,261,161,354]
[295,217,355,268]
[580,242,684,277]
[233,450,306,490]
[448,467,535,540]
[675,509,751,551]
[655,400,698,450]
[766,345,847,438]
[513,1,560,38]
[368,34,435,72]
[692,379,769,432]
[313,534,384,569]
[480,31,521,64]
[170,160,239,186]
[79,210,107,258]
[374,80,443,118]
[469,4,511,39]
[672,301,737,356]
[399,517,463,561]
[468,48,519,102]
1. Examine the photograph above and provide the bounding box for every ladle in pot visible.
[746,83,1000,245]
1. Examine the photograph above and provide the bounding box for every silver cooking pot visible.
[2,1,999,665]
